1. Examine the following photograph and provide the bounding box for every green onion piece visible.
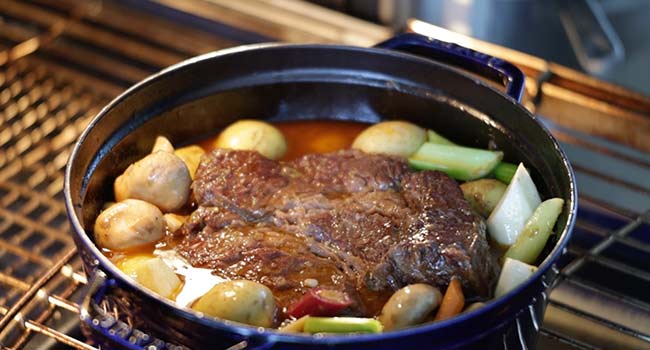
[491,162,518,184]
[409,142,503,181]
[505,198,564,264]
[303,317,383,334]
[426,129,455,145]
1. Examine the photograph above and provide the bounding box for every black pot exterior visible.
[65,42,576,350]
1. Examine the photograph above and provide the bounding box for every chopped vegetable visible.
[505,198,564,264]
[490,162,518,184]
[163,213,186,232]
[352,121,426,157]
[379,284,442,331]
[174,145,205,179]
[409,142,503,181]
[278,316,310,333]
[487,163,541,246]
[433,278,465,321]
[152,136,174,153]
[463,302,485,313]
[460,179,507,217]
[426,129,455,145]
[118,255,181,299]
[303,317,383,334]
[494,258,537,298]
[287,288,353,318]
[192,280,277,327]
[215,120,287,160]
[424,129,517,184]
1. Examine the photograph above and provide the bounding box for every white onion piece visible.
[154,249,225,307]
[494,257,537,298]
[486,163,541,246]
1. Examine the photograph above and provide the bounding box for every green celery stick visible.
[505,198,564,264]
[491,162,518,184]
[426,129,455,145]
[303,317,383,334]
[409,142,503,181]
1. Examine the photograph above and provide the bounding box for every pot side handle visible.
[80,271,182,349]
[376,33,525,102]
[80,271,274,350]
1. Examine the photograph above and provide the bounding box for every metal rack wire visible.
[0,1,649,349]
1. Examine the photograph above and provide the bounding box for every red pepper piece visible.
[287,288,353,318]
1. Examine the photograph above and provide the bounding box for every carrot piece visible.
[433,278,465,321]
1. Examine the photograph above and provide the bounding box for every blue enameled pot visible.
[65,33,576,350]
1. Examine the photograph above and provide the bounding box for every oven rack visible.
[1,1,649,349]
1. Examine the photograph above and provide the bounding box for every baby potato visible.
[379,283,443,331]
[118,255,181,299]
[114,151,191,212]
[352,121,426,157]
[174,145,205,179]
[94,199,164,251]
[192,280,276,327]
[460,179,507,217]
[215,120,287,160]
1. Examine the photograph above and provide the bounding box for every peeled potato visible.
[192,280,276,327]
[118,255,181,299]
[460,179,507,217]
[215,120,287,160]
[174,145,205,179]
[379,284,443,330]
[163,213,186,232]
[352,121,426,157]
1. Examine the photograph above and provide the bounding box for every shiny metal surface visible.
[395,0,650,95]
[0,1,649,349]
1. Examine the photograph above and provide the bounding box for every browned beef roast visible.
[175,149,499,317]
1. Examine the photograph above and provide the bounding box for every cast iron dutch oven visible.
[64,33,576,350]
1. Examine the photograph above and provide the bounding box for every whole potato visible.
[94,199,164,251]
[114,151,191,212]
[378,283,442,331]
[352,121,426,157]
[460,179,507,217]
[192,280,277,327]
[215,120,287,160]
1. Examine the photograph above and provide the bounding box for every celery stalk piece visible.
[408,143,503,181]
[487,163,541,246]
[425,130,518,184]
[303,317,383,334]
[278,316,309,333]
[494,258,537,298]
[426,129,455,145]
[505,198,564,264]
[491,162,518,184]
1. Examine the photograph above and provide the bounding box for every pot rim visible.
[64,41,577,345]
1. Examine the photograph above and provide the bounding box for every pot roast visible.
[174,149,499,316]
